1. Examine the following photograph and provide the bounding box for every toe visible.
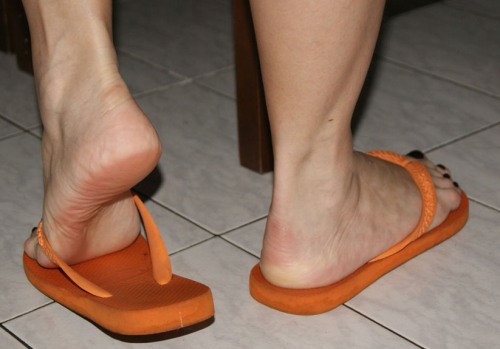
[434,163,452,177]
[24,227,57,268]
[437,186,462,211]
[432,174,455,190]
[406,151,458,191]
[23,228,38,259]
[406,150,462,210]
[406,150,436,169]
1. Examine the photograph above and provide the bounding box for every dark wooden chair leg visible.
[0,0,10,52]
[11,0,32,74]
[233,0,273,174]
[0,0,32,73]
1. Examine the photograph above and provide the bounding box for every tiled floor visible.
[1,1,499,348]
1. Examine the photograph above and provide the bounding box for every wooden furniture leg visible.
[233,0,273,174]
[0,0,32,73]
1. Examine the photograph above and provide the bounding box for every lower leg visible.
[250,0,462,288]
[23,0,161,267]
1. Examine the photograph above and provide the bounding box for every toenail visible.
[443,173,451,179]
[437,164,447,170]
[453,181,460,188]
[406,150,424,159]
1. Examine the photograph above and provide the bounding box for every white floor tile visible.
[0,53,39,129]
[445,0,500,19]
[134,83,273,234]
[0,118,24,139]
[6,239,419,349]
[0,134,50,322]
[118,51,181,95]
[28,125,42,138]
[429,125,500,210]
[378,3,500,96]
[353,60,500,153]
[0,328,26,349]
[223,218,266,257]
[348,202,500,349]
[195,67,236,99]
[114,0,234,77]
[138,197,213,254]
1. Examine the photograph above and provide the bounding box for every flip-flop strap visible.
[36,194,172,298]
[36,222,113,298]
[133,195,172,285]
[367,150,437,262]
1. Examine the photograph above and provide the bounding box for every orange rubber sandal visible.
[24,195,214,335]
[249,150,469,315]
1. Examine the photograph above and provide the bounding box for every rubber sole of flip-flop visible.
[24,235,215,335]
[249,192,468,315]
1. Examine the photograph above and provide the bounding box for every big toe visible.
[406,150,463,229]
[24,227,57,268]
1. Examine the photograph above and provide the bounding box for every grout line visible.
[1,303,54,325]
[116,48,204,97]
[342,304,426,349]
[0,113,41,133]
[27,129,42,140]
[118,46,236,97]
[189,66,235,83]
[0,130,39,143]
[132,78,193,98]
[0,324,32,349]
[169,235,217,257]
[117,48,188,80]
[219,214,268,236]
[0,115,38,140]
[191,65,234,80]
[377,56,500,101]
[468,197,500,213]
[171,234,260,261]
[133,189,218,236]
[118,47,231,85]
[425,121,500,152]
[134,191,269,238]
[0,114,22,127]
[187,65,237,101]
[0,130,25,142]
[194,80,235,101]
[218,235,261,259]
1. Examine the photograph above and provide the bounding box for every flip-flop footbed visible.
[24,235,214,335]
[250,151,469,315]
[24,202,214,336]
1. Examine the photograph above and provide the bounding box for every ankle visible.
[272,141,355,206]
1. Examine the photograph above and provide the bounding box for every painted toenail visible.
[406,150,424,159]
[437,164,447,170]
[453,181,460,188]
[443,173,451,179]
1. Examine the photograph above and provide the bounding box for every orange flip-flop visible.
[24,195,214,335]
[249,150,469,315]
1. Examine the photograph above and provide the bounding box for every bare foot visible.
[24,18,161,268]
[260,150,462,289]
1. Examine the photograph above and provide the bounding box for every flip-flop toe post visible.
[23,195,215,335]
[249,150,469,315]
